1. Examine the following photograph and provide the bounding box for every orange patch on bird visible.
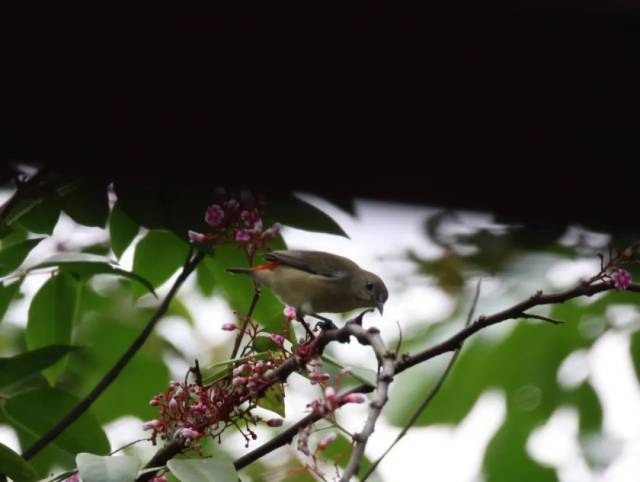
[250,261,280,272]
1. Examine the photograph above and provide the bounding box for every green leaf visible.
[13,195,61,235]
[195,256,217,296]
[0,441,38,482]
[109,202,139,259]
[76,453,141,482]
[258,383,286,417]
[4,388,110,473]
[59,180,110,228]
[265,194,348,237]
[252,336,283,353]
[0,237,44,277]
[483,418,556,482]
[31,253,156,296]
[167,457,238,482]
[0,345,77,389]
[132,230,190,297]
[631,330,640,384]
[0,279,22,322]
[26,272,79,383]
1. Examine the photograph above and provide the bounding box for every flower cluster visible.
[188,191,282,256]
[610,269,632,290]
[144,351,286,449]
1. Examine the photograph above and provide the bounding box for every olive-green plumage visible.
[227,250,388,316]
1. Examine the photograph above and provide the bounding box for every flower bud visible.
[318,432,336,450]
[342,393,367,404]
[222,322,237,331]
[266,418,284,427]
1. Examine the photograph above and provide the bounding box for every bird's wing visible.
[264,250,358,279]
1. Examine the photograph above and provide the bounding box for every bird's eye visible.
[366,282,374,292]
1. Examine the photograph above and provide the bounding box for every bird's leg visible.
[309,313,338,331]
[295,310,316,340]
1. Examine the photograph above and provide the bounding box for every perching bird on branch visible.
[227,250,388,330]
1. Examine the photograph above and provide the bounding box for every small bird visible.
[227,250,388,327]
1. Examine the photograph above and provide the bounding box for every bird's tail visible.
[226,267,252,274]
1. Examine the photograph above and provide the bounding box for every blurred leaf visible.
[4,387,110,476]
[109,201,139,259]
[196,255,217,296]
[0,441,38,482]
[564,382,602,434]
[77,453,141,482]
[0,279,22,322]
[631,330,640,384]
[132,230,190,297]
[114,180,213,242]
[0,345,77,389]
[0,237,44,277]
[167,456,238,482]
[32,252,156,296]
[483,418,556,482]
[265,195,348,238]
[59,180,109,228]
[258,383,285,417]
[13,194,61,235]
[26,273,79,384]
[0,224,28,248]
[168,297,194,324]
[66,304,170,424]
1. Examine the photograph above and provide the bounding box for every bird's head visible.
[354,271,389,315]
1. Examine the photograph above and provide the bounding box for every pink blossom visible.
[149,395,161,406]
[611,269,632,290]
[309,372,330,383]
[266,418,284,427]
[284,305,297,321]
[262,223,282,240]
[143,419,164,431]
[205,204,225,227]
[176,428,201,439]
[235,229,252,243]
[270,333,285,348]
[168,397,178,412]
[188,230,210,244]
[149,476,168,482]
[318,432,336,450]
[342,393,367,404]
[222,322,237,331]
[64,472,80,482]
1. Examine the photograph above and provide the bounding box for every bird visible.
[226,250,388,330]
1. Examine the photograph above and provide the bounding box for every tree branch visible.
[361,280,482,481]
[22,248,205,460]
[233,281,640,475]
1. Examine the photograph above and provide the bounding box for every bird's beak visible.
[376,301,384,316]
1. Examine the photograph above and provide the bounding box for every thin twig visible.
[361,280,482,481]
[519,312,564,325]
[230,285,261,359]
[22,248,204,460]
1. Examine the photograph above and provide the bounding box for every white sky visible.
[1,191,640,482]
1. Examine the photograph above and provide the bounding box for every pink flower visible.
[188,230,211,244]
[149,395,161,406]
[309,372,330,383]
[341,393,367,404]
[149,476,168,482]
[284,305,297,321]
[611,269,632,290]
[266,418,284,427]
[262,223,282,240]
[64,472,80,482]
[235,229,252,243]
[270,333,285,348]
[143,419,164,431]
[318,432,336,450]
[176,428,201,439]
[168,397,178,412]
[205,204,225,227]
[222,322,237,331]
